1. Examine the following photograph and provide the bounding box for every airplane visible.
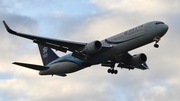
[3,20,168,77]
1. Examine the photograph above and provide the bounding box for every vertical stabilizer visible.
[38,44,59,66]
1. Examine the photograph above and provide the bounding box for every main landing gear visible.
[153,36,161,48]
[107,63,118,74]
[107,68,118,74]
[102,61,118,74]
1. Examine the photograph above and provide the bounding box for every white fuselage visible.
[39,21,168,75]
[101,21,167,56]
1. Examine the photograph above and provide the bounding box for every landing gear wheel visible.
[107,69,118,74]
[107,69,111,73]
[114,70,118,74]
[154,44,159,48]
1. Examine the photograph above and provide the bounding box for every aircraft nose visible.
[157,24,169,36]
[163,24,169,33]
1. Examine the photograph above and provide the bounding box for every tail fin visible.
[38,44,59,66]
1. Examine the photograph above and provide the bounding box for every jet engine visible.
[130,53,147,66]
[82,40,102,54]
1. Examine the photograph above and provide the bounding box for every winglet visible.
[2,21,17,34]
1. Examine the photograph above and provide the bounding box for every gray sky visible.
[0,0,180,101]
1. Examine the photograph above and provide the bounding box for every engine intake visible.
[82,40,102,54]
[130,53,147,66]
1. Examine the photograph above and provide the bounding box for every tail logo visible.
[42,47,48,59]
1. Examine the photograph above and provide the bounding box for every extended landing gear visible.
[154,43,159,48]
[107,69,118,74]
[153,36,161,48]
[102,61,118,74]
[107,63,118,74]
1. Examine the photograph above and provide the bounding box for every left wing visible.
[3,21,86,53]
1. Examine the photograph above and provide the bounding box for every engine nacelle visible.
[130,53,147,66]
[82,40,102,54]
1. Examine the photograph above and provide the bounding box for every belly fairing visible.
[50,61,84,73]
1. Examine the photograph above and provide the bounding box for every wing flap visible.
[13,62,50,71]
[33,40,68,53]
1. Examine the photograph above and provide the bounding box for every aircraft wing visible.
[117,53,149,70]
[3,21,86,53]
[3,21,112,60]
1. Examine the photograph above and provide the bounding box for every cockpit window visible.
[155,22,164,25]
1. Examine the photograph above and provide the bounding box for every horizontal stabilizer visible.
[13,62,50,71]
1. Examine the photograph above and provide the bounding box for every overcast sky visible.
[0,0,180,101]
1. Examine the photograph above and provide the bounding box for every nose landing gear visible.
[154,43,159,48]
[153,36,161,48]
